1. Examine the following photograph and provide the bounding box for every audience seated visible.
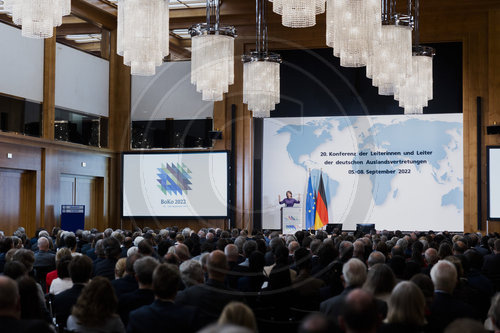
[175,250,244,322]
[4,225,500,333]
[429,260,478,332]
[379,281,427,333]
[67,276,125,332]
[0,276,52,333]
[118,256,158,325]
[127,263,200,333]
[53,254,93,330]
[320,258,367,323]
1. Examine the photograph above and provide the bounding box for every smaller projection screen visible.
[122,152,228,218]
[488,147,500,220]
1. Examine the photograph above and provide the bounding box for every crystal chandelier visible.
[371,0,413,96]
[117,0,169,76]
[4,0,71,38]
[272,0,326,28]
[396,0,435,114]
[243,0,281,118]
[189,0,236,101]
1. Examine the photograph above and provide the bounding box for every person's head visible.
[124,252,142,276]
[339,241,354,262]
[286,191,292,198]
[363,263,396,296]
[353,240,365,259]
[64,232,77,251]
[0,276,20,319]
[224,244,239,263]
[288,241,300,255]
[17,276,45,320]
[133,256,159,287]
[294,247,313,272]
[387,281,426,326]
[71,276,118,327]
[343,258,367,288]
[37,237,49,251]
[338,289,379,333]
[299,313,331,333]
[153,263,180,300]
[410,273,435,301]
[207,250,228,281]
[218,302,257,332]
[57,255,72,279]
[243,240,257,259]
[103,237,121,259]
[12,249,35,272]
[488,292,500,330]
[56,247,72,262]
[464,249,483,271]
[138,240,154,256]
[494,239,500,254]
[175,243,191,262]
[367,251,386,268]
[444,318,488,333]
[453,240,467,255]
[69,255,93,284]
[438,242,452,259]
[424,248,438,266]
[179,259,204,287]
[114,258,127,279]
[3,260,28,280]
[430,260,457,294]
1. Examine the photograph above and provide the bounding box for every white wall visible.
[0,22,44,102]
[55,43,109,117]
[131,61,213,121]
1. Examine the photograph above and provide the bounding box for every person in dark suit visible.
[94,237,121,280]
[53,254,93,331]
[33,237,56,269]
[320,258,367,324]
[112,253,141,298]
[118,256,158,325]
[292,247,325,310]
[175,250,244,323]
[429,260,478,333]
[482,239,500,291]
[127,263,200,333]
[0,276,52,333]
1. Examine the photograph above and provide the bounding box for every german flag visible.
[314,172,329,230]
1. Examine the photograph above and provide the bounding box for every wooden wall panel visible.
[0,169,23,236]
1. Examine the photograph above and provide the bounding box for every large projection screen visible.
[122,152,228,218]
[488,147,500,220]
[262,114,464,231]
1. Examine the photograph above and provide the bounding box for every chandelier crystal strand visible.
[315,0,326,14]
[5,0,69,38]
[399,0,434,114]
[190,0,236,102]
[117,0,169,76]
[269,0,282,15]
[365,0,382,78]
[372,19,412,95]
[243,0,281,117]
[398,52,433,114]
[325,0,334,47]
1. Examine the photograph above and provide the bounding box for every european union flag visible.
[305,173,316,230]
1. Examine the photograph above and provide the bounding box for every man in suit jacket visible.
[94,237,121,280]
[320,258,367,323]
[112,253,141,297]
[127,263,200,333]
[0,276,52,333]
[482,239,500,291]
[429,260,477,333]
[175,250,244,323]
[53,255,93,330]
[118,256,158,325]
[33,237,55,269]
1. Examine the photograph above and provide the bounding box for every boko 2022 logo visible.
[157,163,192,195]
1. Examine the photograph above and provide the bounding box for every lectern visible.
[281,207,302,234]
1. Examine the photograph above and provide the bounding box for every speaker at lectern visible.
[281,207,302,234]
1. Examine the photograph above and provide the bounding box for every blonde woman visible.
[218,302,257,332]
[380,281,427,333]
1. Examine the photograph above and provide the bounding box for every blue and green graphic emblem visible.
[157,163,192,195]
